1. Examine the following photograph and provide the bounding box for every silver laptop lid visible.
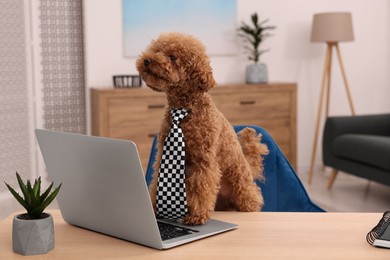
[35,129,238,250]
[35,129,163,249]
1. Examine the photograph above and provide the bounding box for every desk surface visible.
[0,210,387,259]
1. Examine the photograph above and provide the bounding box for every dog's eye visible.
[168,54,176,61]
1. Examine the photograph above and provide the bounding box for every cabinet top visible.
[91,82,297,95]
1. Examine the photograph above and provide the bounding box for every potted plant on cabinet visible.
[4,172,61,256]
[238,12,276,84]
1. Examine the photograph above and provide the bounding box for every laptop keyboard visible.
[157,221,199,241]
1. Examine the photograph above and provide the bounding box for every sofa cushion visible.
[333,134,390,171]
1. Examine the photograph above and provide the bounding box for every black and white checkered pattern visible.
[156,108,189,219]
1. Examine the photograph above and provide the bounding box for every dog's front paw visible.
[183,213,210,225]
[236,193,263,212]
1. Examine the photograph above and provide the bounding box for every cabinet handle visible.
[240,100,256,105]
[148,133,157,138]
[148,104,165,109]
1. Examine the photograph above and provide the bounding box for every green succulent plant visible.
[238,13,276,63]
[4,172,62,219]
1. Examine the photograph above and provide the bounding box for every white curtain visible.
[0,0,86,220]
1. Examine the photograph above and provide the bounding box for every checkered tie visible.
[156,108,189,219]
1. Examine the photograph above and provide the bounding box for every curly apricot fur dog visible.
[136,32,268,225]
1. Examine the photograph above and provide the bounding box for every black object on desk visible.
[367,210,390,248]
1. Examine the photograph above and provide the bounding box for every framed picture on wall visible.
[122,0,237,57]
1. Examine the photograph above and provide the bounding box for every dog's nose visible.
[144,59,151,67]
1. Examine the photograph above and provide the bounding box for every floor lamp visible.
[308,13,356,187]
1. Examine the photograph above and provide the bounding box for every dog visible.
[136,32,268,225]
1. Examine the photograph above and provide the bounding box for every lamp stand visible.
[308,42,355,187]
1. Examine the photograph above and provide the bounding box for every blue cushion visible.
[145,125,324,212]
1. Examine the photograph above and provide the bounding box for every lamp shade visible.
[310,12,354,43]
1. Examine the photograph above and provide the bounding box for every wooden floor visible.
[298,167,390,212]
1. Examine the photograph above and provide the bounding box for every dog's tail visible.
[237,127,269,181]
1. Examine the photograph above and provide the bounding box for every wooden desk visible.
[0,210,386,259]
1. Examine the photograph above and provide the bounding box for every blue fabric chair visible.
[145,125,324,212]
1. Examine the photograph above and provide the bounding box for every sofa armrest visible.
[323,113,390,165]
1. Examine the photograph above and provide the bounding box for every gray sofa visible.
[322,113,390,188]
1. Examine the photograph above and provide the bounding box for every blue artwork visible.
[123,0,237,57]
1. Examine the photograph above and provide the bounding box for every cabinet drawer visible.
[108,97,166,127]
[109,125,159,142]
[213,92,291,122]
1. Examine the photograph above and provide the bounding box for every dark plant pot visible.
[245,63,268,84]
[12,213,55,255]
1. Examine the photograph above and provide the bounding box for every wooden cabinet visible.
[91,83,297,170]
[91,88,165,171]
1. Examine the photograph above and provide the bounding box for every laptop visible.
[35,129,238,249]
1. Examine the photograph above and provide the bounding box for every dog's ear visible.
[187,58,216,92]
[197,66,217,91]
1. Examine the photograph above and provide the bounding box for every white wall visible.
[83,0,390,173]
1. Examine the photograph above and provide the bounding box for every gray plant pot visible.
[245,63,268,84]
[12,213,55,255]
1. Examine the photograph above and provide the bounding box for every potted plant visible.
[238,13,276,84]
[4,172,61,256]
